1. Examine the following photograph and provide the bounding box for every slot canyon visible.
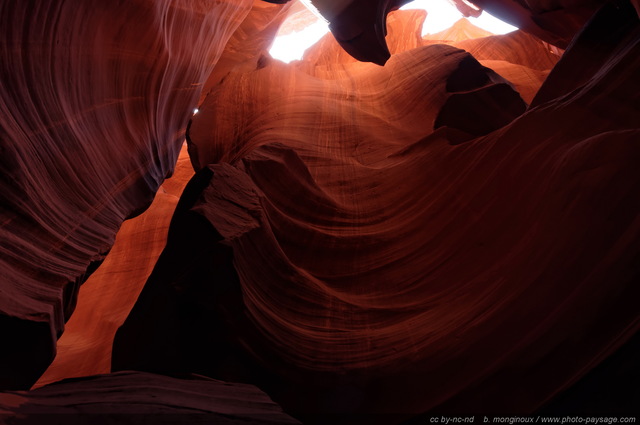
[0,0,639,423]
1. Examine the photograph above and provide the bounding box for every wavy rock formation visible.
[199,0,295,104]
[272,0,600,64]
[190,43,528,168]
[113,2,639,423]
[0,0,262,389]
[425,17,494,42]
[32,145,193,389]
[450,25,561,103]
[306,0,410,65]
[304,9,428,65]
[23,5,501,395]
[1,0,639,422]
[0,371,299,424]
[303,14,558,104]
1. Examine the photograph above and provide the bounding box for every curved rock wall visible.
[1,0,638,421]
[0,0,255,389]
[1,371,300,424]
[115,2,639,421]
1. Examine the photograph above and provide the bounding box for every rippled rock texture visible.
[0,0,258,390]
[116,1,639,423]
[1,0,639,422]
[0,371,300,424]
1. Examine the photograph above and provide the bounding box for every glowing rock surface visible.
[1,0,638,421]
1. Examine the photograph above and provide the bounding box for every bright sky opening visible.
[269,0,518,63]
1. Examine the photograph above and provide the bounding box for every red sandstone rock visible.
[453,29,560,71]
[466,0,605,47]
[189,44,525,169]
[451,28,561,103]
[33,145,194,389]
[309,0,411,64]
[424,17,494,42]
[0,0,256,389]
[199,0,295,104]
[279,0,590,63]
[302,13,557,105]
[1,371,300,424]
[1,0,638,421]
[113,3,639,421]
[303,9,428,64]
[276,1,322,36]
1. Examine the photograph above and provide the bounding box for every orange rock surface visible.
[1,0,639,421]
[33,145,194,388]
[0,0,263,389]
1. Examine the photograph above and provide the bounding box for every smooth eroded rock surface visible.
[0,0,257,389]
[114,4,640,422]
[1,0,638,422]
[33,145,194,389]
[0,371,300,424]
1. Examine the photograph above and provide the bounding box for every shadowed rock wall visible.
[1,0,638,422]
[0,0,256,389]
[115,2,639,422]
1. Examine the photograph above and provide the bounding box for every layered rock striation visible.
[1,0,639,422]
[115,1,640,422]
[0,371,300,424]
[0,0,274,390]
